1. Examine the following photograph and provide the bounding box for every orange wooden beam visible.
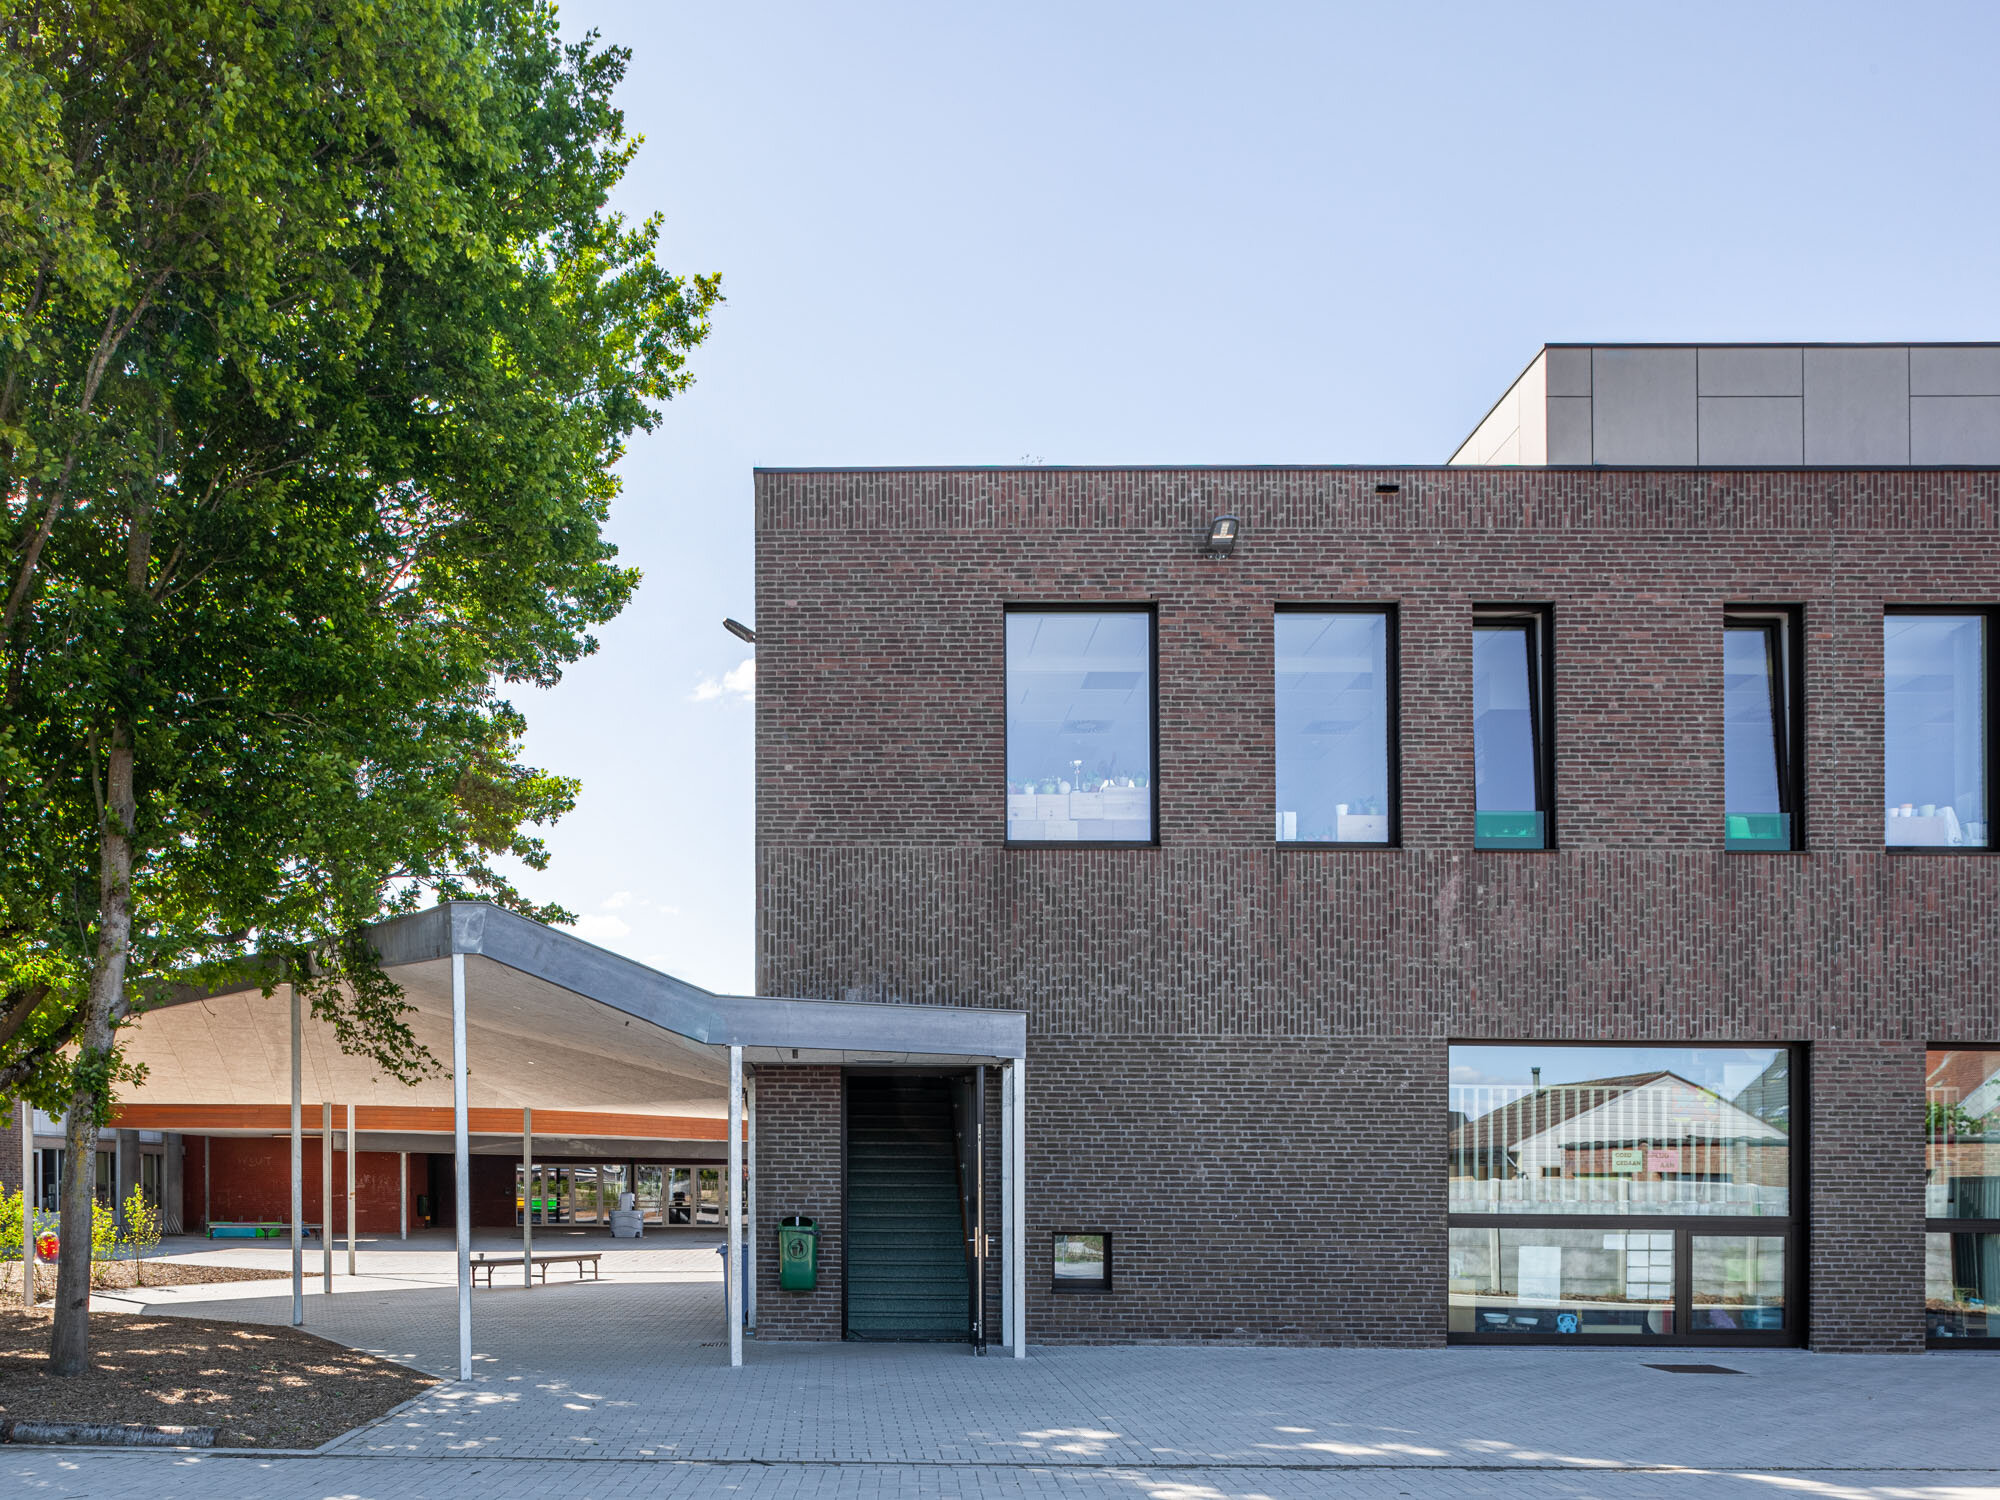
[110,1103,732,1140]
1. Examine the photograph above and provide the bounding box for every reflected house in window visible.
[1450,1070,1791,1217]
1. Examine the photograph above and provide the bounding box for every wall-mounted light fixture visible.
[723,618,758,644]
[1204,515,1240,556]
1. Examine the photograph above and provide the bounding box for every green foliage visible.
[89,1200,116,1264]
[1929,1100,1992,1139]
[1,1,715,1361]
[0,0,717,1092]
[0,1185,20,1257]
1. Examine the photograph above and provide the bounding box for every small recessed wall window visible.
[1885,610,1992,849]
[1006,608,1155,844]
[1725,609,1804,850]
[1473,608,1553,849]
[1274,607,1397,844]
[1052,1231,1112,1292]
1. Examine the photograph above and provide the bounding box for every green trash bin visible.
[777,1216,819,1291]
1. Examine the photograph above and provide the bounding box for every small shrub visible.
[123,1186,162,1287]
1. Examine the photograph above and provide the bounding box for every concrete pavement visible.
[6,1233,1995,1498]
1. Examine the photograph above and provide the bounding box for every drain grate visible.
[1645,1363,1744,1375]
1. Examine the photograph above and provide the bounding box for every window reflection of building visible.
[1925,1049,2000,1343]
[1447,1045,1795,1342]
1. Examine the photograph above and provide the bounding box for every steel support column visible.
[290,986,303,1326]
[452,951,472,1381]
[321,1101,333,1294]
[522,1107,533,1288]
[727,1044,743,1368]
[346,1102,357,1277]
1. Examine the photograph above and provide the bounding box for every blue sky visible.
[516,1,2000,994]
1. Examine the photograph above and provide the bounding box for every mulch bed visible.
[0,1261,290,1296]
[0,1307,436,1448]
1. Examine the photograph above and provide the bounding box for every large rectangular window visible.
[1885,611,1990,849]
[1448,1044,1798,1344]
[1274,608,1396,844]
[1006,608,1154,844]
[1927,1048,2000,1345]
[1473,609,1552,848]
[1725,610,1803,850]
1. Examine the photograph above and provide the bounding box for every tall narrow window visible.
[1724,610,1802,850]
[1274,608,1396,844]
[1006,608,1155,844]
[1885,611,1990,849]
[1473,609,1552,849]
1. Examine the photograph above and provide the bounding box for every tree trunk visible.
[48,730,135,1377]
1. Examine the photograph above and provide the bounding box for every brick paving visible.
[9,1259,1991,1495]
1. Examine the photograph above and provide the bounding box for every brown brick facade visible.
[753,1066,844,1340]
[754,466,2000,1352]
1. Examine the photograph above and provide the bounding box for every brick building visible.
[750,344,2000,1353]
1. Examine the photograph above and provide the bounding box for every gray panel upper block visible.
[1591,347,1696,464]
[1698,347,1803,397]
[1911,396,2000,463]
[1910,347,2000,396]
[1803,347,1909,463]
[1545,347,1592,397]
[1698,397,1804,465]
[1546,397,1593,463]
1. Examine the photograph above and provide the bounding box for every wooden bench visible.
[470,1252,602,1288]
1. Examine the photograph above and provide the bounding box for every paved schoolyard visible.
[5,1238,1997,1497]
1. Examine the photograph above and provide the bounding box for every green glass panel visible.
[1726,811,1792,850]
[1475,810,1545,849]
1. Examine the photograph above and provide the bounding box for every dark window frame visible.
[1724,605,1806,852]
[1002,603,1160,850]
[1924,1041,2000,1349]
[1445,1039,1807,1349]
[1273,602,1402,849]
[1883,606,1998,857]
[1050,1230,1114,1294]
[1472,605,1556,850]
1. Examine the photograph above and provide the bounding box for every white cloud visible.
[602,890,635,910]
[691,657,755,703]
[571,913,631,941]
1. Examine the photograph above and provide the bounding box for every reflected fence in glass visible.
[1448,1053,1792,1217]
[1449,1228,1675,1337]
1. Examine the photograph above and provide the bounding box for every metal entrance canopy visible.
[111,902,1029,1373]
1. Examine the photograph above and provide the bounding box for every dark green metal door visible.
[845,1076,970,1340]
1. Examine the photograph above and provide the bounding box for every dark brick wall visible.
[754,1066,844,1340]
[755,465,2000,1352]
[1809,1041,1928,1352]
[1029,1037,1441,1344]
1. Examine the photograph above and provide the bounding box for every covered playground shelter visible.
[107,903,1029,1375]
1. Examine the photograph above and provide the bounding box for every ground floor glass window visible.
[1926,1049,2000,1345]
[1448,1043,1799,1344]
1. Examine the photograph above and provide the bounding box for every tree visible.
[0,0,718,1373]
